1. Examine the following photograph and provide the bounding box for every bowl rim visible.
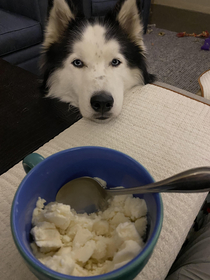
[10,146,163,280]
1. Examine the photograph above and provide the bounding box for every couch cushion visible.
[3,44,42,75]
[92,0,117,16]
[0,0,48,27]
[0,9,42,56]
[3,44,41,65]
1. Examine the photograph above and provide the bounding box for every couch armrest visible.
[36,0,48,28]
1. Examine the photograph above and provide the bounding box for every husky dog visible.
[40,0,155,122]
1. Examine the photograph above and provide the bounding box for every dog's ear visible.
[113,0,145,50]
[43,0,76,49]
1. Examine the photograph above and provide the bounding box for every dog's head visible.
[40,0,155,122]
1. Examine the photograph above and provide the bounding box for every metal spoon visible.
[56,167,210,213]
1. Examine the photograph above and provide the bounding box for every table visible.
[0,59,80,175]
[1,61,210,279]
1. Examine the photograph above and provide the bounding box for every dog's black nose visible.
[91,92,114,113]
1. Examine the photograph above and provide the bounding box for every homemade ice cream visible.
[31,194,147,276]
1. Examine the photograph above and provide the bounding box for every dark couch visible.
[0,0,150,75]
[82,0,151,33]
[0,0,48,75]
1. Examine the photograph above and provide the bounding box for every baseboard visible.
[149,4,210,33]
[152,0,210,14]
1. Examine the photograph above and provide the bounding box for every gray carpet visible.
[144,27,210,94]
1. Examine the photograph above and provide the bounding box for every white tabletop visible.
[1,84,210,280]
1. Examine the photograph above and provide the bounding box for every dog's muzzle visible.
[91,91,114,120]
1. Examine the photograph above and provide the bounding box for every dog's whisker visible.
[68,106,82,117]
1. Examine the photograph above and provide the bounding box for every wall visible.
[152,0,210,14]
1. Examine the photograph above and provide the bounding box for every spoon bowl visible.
[56,177,111,213]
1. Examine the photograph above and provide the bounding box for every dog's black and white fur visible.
[40,0,155,122]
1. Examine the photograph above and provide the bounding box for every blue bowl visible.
[11,146,163,280]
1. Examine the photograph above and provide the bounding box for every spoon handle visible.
[107,167,210,195]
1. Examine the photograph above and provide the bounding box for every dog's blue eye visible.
[111,59,121,67]
[72,59,84,68]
